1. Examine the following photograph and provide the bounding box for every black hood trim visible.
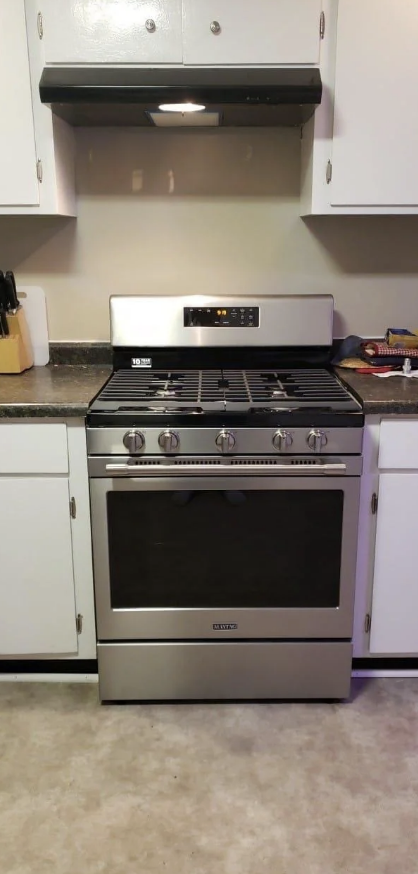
[39,66,322,127]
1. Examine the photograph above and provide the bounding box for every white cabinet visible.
[183,0,322,66]
[369,472,418,654]
[0,477,78,655]
[358,418,418,656]
[0,0,75,216]
[40,0,320,67]
[40,0,183,65]
[331,0,418,208]
[301,0,418,215]
[0,423,68,474]
[0,0,39,207]
[0,421,96,659]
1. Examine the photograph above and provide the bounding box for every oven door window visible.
[107,489,343,609]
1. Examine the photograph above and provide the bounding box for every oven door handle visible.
[104,462,348,476]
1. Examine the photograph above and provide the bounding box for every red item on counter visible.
[363,342,418,358]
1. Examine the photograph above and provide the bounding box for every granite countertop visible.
[0,365,111,418]
[337,368,418,415]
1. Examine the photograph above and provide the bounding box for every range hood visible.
[39,67,322,128]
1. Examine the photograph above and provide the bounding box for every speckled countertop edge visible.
[336,368,418,415]
[0,364,111,419]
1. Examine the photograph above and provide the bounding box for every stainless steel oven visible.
[89,454,361,699]
[87,294,363,701]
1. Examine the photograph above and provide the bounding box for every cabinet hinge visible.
[320,10,325,39]
[36,159,43,183]
[364,613,371,634]
[37,12,43,39]
[76,614,83,634]
[371,493,378,515]
[70,496,77,519]
[326,160,332,184]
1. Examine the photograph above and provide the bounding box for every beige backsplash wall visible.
[1,126,418,341]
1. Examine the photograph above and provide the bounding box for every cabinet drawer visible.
[183,0,322,66]
[0,424,68,474]
[378,420,418,469]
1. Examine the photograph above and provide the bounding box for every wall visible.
[1,127,418,341]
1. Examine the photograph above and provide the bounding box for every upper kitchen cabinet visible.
[0,0,39,207]
[0,0,75,215]
[302,0,418,214]
[183,0,323,66]
[39,0,183,64]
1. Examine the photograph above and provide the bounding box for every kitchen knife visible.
[4,271,19,312]
[0,308,9,337]
[0,274,9,315]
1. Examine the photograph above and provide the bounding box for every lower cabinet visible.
[0,477,78,654]
[0,421,95,660]
[356,418,418,658]
[369,472,418,654]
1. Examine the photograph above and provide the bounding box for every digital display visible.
[184,306,259,328]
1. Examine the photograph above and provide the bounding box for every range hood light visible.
[158,102,206,113]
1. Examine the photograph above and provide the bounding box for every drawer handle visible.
[210,20,221,34]
[145,18,156,32]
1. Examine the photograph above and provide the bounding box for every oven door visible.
[89,460,360,641]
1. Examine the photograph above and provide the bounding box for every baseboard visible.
[0,659,98,673]
[352,658,418,670]
[0,658,416,683]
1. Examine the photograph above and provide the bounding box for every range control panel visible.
[184,306,259,328]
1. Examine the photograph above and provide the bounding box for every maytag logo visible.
[131,357,152,369]
[213,623,238,631]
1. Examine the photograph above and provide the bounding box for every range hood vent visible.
[39,67,322,128]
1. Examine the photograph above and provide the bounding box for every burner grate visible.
[94,367,358,412]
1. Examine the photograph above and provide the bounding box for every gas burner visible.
[155,388,180,398]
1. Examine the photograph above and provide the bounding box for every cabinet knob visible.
[210,20,221,34]
[145,19,156,32]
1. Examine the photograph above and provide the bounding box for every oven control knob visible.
[307,429,328,452]
[158,430,180,453]
[215,430,236,453]
[123,429,145,454]
[272,429,293,451]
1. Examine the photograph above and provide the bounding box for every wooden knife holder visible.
[0,308,34,373]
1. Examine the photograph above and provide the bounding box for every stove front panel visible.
[87,427,364,457]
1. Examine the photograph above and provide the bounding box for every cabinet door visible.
[0,478,78,655]
[370,473,418,654]
[0,0,39,206]
[183,0,322,65]
[331,0,418,207]
[41,0,182,64]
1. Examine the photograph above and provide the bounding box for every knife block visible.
[0,308,34,373]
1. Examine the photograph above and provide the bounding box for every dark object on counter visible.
[0,272,8,313]
[4,271,20,312]
[332,335,364,365]
[0,308,9,337]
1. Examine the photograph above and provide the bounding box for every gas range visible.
[87,295,363,702]
[88,364,362,456]
[88,297,364,455]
